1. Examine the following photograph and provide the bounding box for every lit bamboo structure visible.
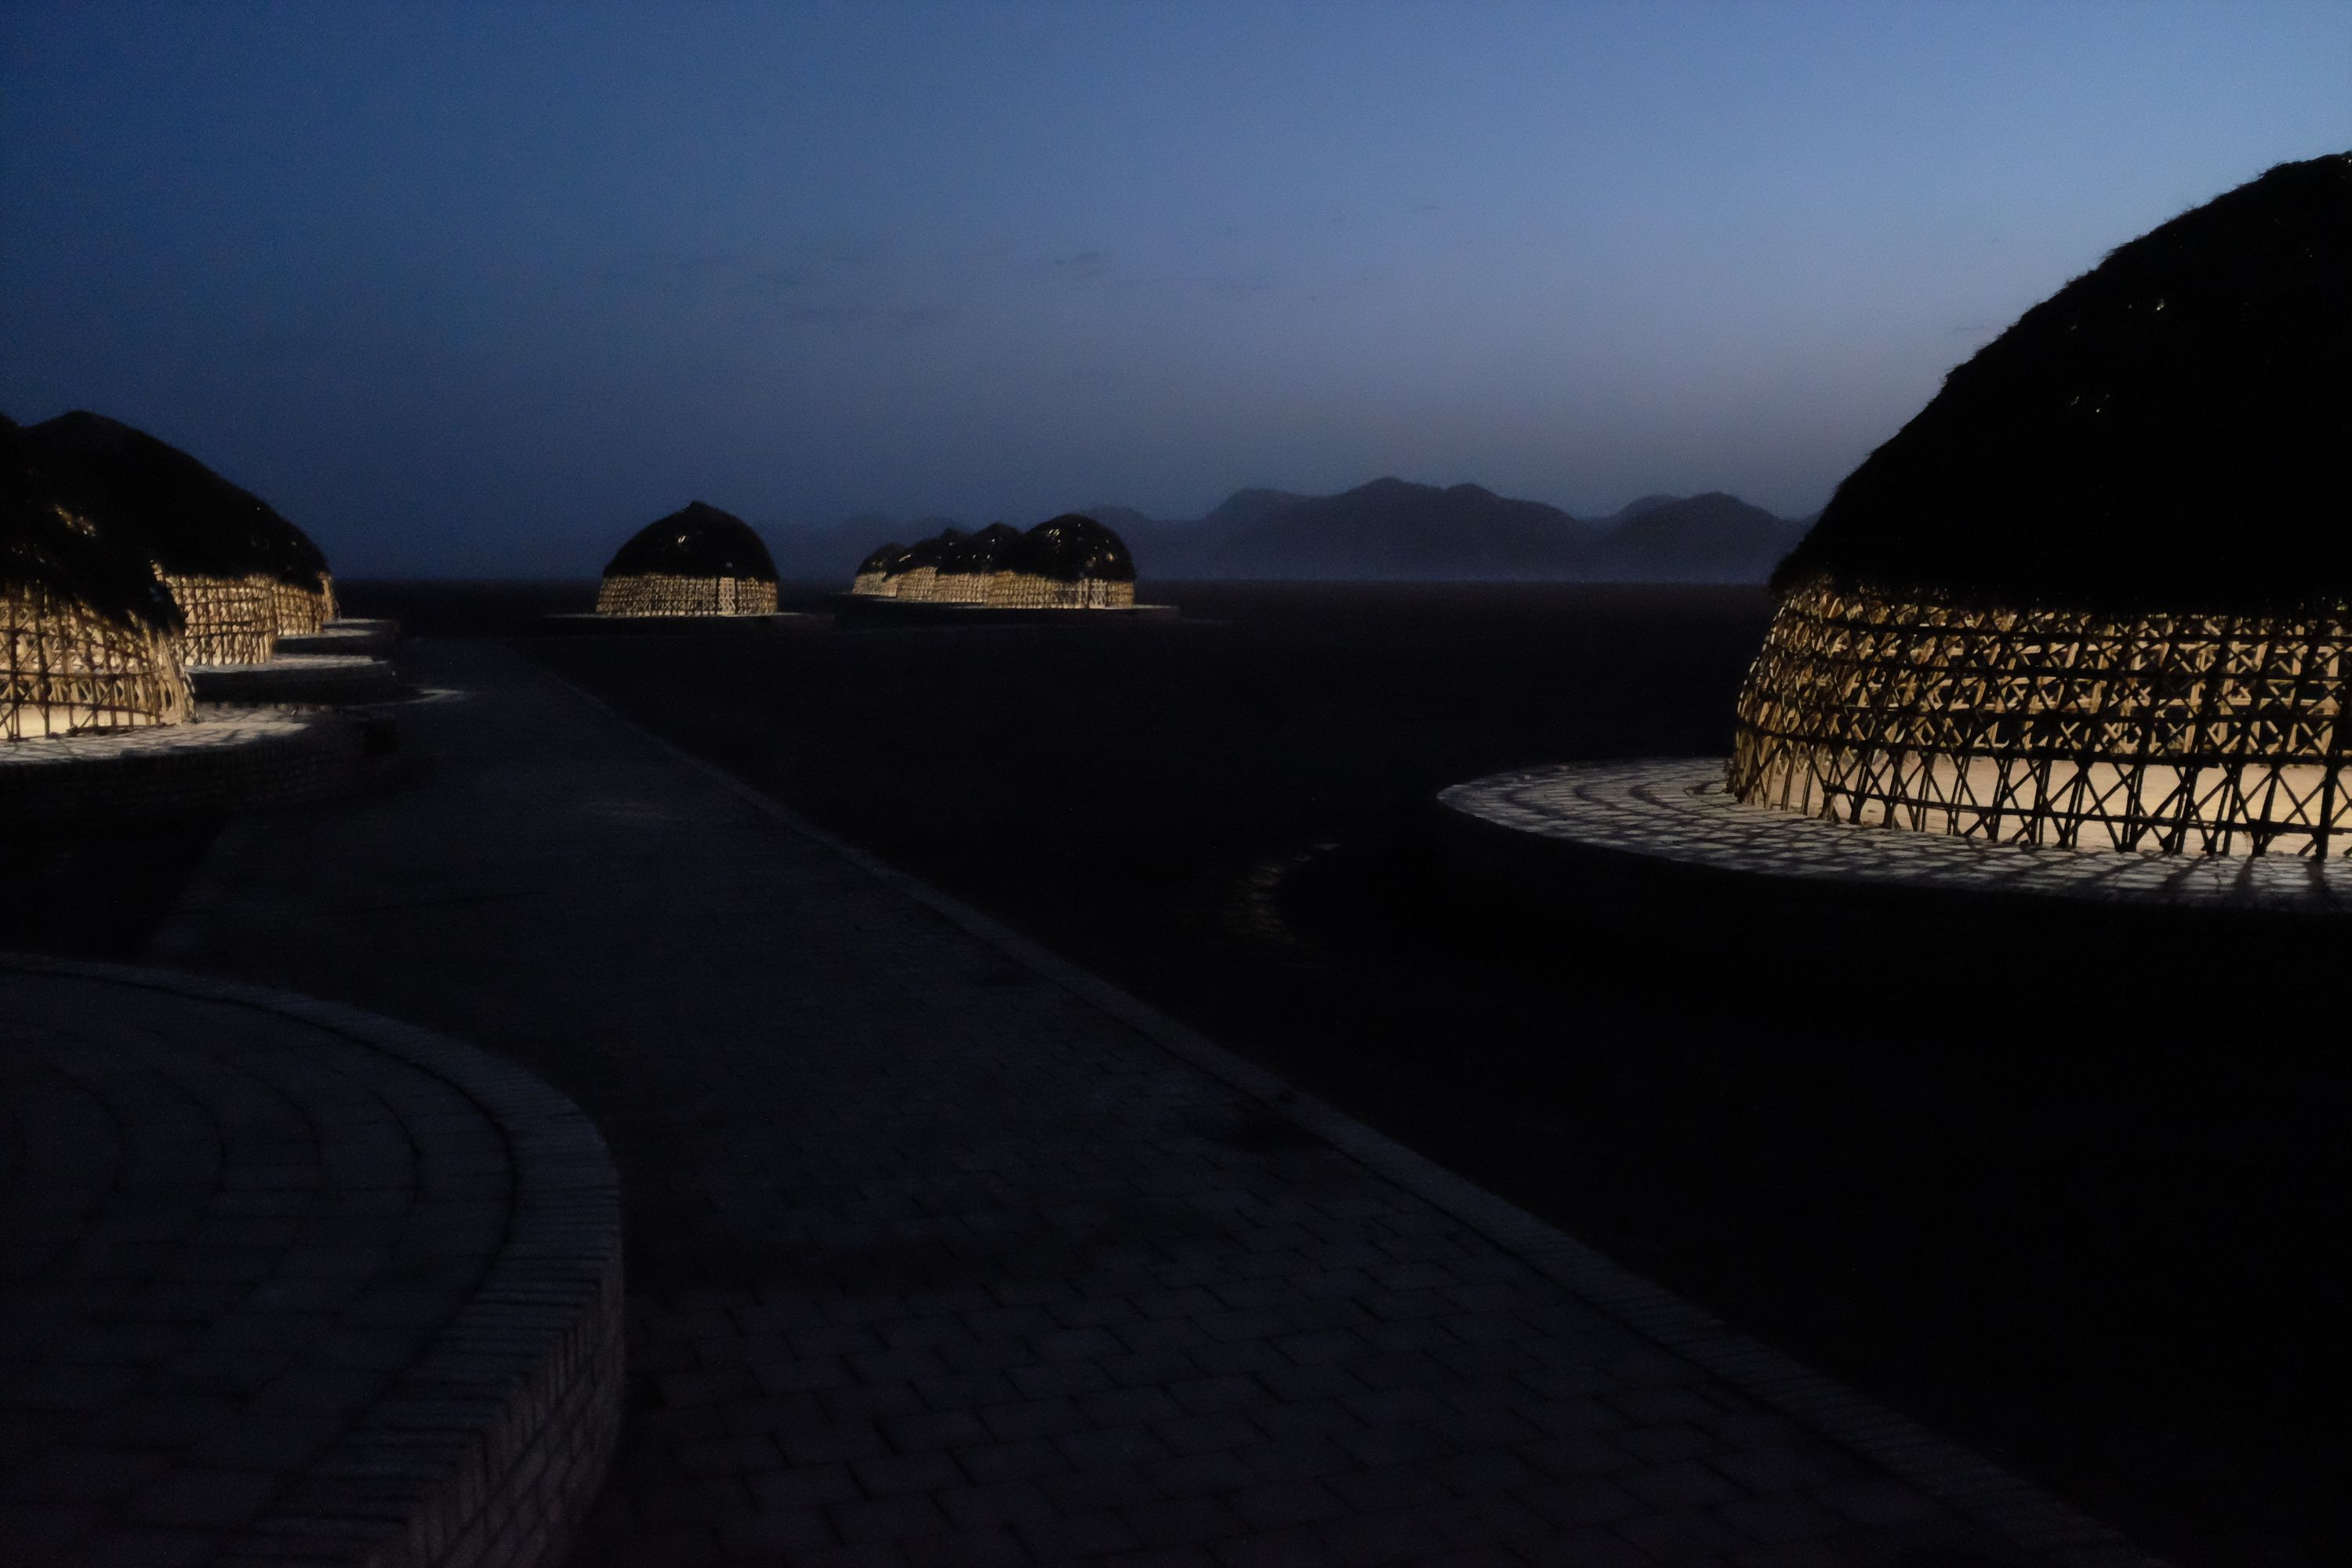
[2,419,193,741]
[994,514,1136,608]
[851,543,907,597]
[597,501,779,616]
[936,524,1023,604]
[1730,151,2352,857]
[27,412,337,665]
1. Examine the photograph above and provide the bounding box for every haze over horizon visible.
[5,2,2348,577]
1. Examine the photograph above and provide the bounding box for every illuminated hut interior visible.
[1730,151,2352,856]
[997,514,1136,608]
[28,412,332,662]
[1,416,192,741]
[596,501,780,616]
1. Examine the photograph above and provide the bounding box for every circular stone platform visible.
[540,611,832,635]
[1439,760,2352,953]
[827,594,1180,626]
[276,619,400,659]
[0,711,375,826]
[190,654,402,706]
[0,957,622,1568]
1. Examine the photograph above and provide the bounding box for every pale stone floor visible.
[141,640,2161,1567]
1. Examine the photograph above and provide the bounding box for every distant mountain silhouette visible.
[1586,492,1811,583]
[775,477,1810,583]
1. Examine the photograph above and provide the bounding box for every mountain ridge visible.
[771,476,1811,583]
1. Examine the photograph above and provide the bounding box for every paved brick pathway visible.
[145,640,2159,1567]
[0,959,619,1567]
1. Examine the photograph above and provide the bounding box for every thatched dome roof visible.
[857,541,908,575]
[898,528,969,570]
[28,412,329,592]
[1018,514,1136,583]
[1774,151,2352,615]
[1,416,184,634]
[603,501,779,583]
[942,522,1024,574]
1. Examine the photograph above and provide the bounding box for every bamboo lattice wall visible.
[270,578,334,636]
[595,573,779,617]
[161,573,280,665]
[1730,577,2352,856]
[2,583,192,741]
[986,573,1135,609]
[850,570,895,597]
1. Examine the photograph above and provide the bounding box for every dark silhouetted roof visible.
[941,522,1024,574]
[1774,151,2352,614]
[1,416,185,634]
[28,412,329,591]
[857,541,908,574]
[896,528,969,571]
[603,501,779,583]
[1016,514,1136,582]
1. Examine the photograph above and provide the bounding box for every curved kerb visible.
[0,955,622,1568]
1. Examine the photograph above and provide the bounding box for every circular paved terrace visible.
[189,654,402,706]
[0,711,375,826]
[1439,759,2352,956]
[0,957,621,1568]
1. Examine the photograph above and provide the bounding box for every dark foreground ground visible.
[13,579,2347,1566]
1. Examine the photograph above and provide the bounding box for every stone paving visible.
[143,639,2162,1567]
[1440,760,2352,915]
[0,958,620,1566]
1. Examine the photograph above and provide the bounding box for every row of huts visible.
[850,515,1137,608]
[2,411,337,741]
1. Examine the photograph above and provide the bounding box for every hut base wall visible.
[1732,579,2352,856]
[2,585,193,742]
[165,574,281,665]
[596,575,779,617]
[270,579,334,637]
[985,574,1135,609]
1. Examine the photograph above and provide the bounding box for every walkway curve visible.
[0,955,622,1568]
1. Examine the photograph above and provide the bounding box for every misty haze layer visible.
[3,2,2348,576]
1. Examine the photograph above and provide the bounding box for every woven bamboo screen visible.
[850,570,895,597]
[2,583,192,741]
[161,573,280,665]
[987,573,1135,609]
[1729,577,2352,856]
[595,573,779,617]
[270,579,333,636]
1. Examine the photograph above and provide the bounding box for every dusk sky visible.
[5,3,2349,576]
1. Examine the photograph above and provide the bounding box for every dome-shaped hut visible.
[1,416,192,741]
[1730,151,2352,855]
[1000,514,1137,608]
[29,412,332,662]
[884,528,967,604]
[596,501,779,616]
[851,541,908,597]
[936,523,1024,604]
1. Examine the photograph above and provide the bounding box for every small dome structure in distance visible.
[29,411,332,662]
[851,542,908,597]
[1731,150,2352,855]
[884,528,967,604]
[936,523,1025,604]
[1,416,192,740]
[596,501,780,617]
[1000,514,1137,608]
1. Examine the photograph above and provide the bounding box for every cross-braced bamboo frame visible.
[1729,577,2352,856]
[596,573,778,617]
[270,577,334,636]
[162,572,281,665]
[2,583,192,741]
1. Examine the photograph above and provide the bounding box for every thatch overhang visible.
[1733,152,2352,856]
[1773,151,2352,619]
[597,501,780,616]
[1,418,193,739]
[27,412,329,659]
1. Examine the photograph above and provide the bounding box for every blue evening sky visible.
[4,2,2347,575]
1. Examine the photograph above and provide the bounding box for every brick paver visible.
[146,639,2161,1566]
